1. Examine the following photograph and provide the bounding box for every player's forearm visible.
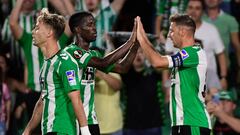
[25,98,43,133]
[9,0,23,26]
[69,91,88,127]
[117,42,139,73]
[103,40,134,65]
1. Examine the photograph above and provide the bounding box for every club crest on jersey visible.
[73,50,82,59]
[180,49,189,60]
[66,70,76,86]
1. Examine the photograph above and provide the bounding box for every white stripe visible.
[32,45,41,91]
[42,98,46,134]
[169,82,173,126]
[20,15,24,28]
[166,55,173,68]
[80,53,90,64]
[76,120,80,135]
[46,56,58,132]
[83,84,91,118]
[175,70,184,125]
[197,50,212,129]
[26,16,31,32]
[96,16,102,49]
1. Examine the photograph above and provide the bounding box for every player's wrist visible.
[80,126,91,135]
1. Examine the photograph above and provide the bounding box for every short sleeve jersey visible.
[64,43,114,125]
[166,45,211,129]
[40,50,81,135]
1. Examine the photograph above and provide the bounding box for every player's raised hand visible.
[128,17,137,44]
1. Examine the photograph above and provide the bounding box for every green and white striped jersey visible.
[166,45,211,129]
[40,50,81,135]
[76,0,117,55]
[18,30,69,92]
[64,43,114,125]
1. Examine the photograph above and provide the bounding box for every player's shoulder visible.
[58,50,71,61]
[181,45,202,57]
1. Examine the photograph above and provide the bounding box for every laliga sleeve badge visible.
[180,49,189,60]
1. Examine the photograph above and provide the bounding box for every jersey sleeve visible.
[167,49,198,68]
[59,54,81,93]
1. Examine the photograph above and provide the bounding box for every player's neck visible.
[75,37,90,51]
[42,40,59,59]
[181,38,195,49]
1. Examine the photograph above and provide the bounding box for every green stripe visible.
[88,84,95,124]
[23,15,27,31]
[43,61,51,134]
[191,126,200,135]
[30,15,33,30]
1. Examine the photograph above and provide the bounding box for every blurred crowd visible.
[0,0,240,135]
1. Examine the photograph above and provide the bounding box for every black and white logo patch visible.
[73,50,82,59]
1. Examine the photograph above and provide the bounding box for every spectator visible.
[155,0,189,37]
[203,0,240,88]
[207,90,240,134]
[121,48,165,135]
[186,0,227,93]
[95,70,123,135]
[0,52,11,135]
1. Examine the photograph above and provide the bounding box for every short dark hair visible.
[170,14,196,34]
[69,11,94,34]
[37,8,65,40]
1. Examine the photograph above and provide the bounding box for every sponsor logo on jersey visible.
[73,50,82,59]
[60,53,69,60]
[66,70,76,86]
[180,49,189,60]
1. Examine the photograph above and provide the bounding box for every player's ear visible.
[74,26,81,33]
[47,29,54,38]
